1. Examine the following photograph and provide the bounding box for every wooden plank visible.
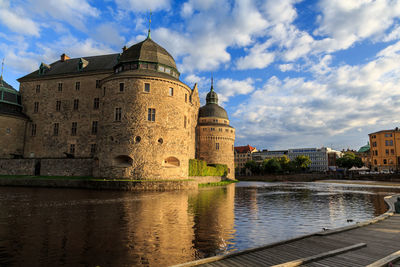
[269,243,366,267]
[365,250,400,267]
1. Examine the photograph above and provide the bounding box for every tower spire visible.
[147,10,152,39]
[210,74,214,91]
[0,58,4,87]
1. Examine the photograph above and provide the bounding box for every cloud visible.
[233,42,400,149]
[115,0,171,12]
[92,23,126,47]
[0,7,40,36]
[216,78,255,104]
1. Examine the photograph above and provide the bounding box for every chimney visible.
[60,53,70,62]
[122,46,127,52]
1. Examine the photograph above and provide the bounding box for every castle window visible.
[162,157,180,167]
[158,65,165,72]
[103,87,106,96]
[90,144,97,154]
[169,87,174,96]
[385,140,394,146]
[219,128,222,132]
[93,98,99,109]
[36,85,40,93]
[189,95,192,102]
[34,102,39,113]
[185,94,188,103]
[184,116,187,128]
[216,143,220,150]
[75,82,80,91]
[113,155,133,167]
[53,123,59,136]
[71,122,77,136]
[56,100,61,111]
[96,80,100,88]
[73,99,79,110]
[158,138,163,144]
[119,83,124,92]
[383,159,387,164]
[391,149,395,155]
[148,108,155,122]
[144,83,150,93]
[374,159,377,165]
[115,108,122,121]
[70,144,75,155]
[385,133,393,137]
[91,121,98,135]
[31,123,37,136]
[211,128,215,131]
[135,136,141,143]
[58,82,63,92]
[386,149,389,155]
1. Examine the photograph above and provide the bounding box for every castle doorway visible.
[34,160,41,176]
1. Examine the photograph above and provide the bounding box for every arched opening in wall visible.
[113,155,133,167]
[162,157,180,168]
[228,168,230,174]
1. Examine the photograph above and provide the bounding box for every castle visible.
[0,34,235,180]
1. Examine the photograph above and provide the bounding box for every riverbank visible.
[0,175,229,191]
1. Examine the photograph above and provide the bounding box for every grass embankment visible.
[198,180,239,187]
[0,175,194,182]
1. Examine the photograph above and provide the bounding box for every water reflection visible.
[0,182,399,266]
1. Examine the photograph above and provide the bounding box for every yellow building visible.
[369,129,400,171]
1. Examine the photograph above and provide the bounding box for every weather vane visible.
[211,74,214,91]
[0,58,4,87]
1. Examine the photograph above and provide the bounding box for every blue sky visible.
[1,0,400,151]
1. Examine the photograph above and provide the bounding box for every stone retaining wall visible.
[0,159,36,175]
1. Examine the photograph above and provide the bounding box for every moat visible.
[1,181,399,266]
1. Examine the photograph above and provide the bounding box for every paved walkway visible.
[174,195,400,267]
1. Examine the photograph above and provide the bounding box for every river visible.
[0,181,399,266]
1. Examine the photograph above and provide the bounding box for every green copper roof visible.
[358,143,370,153]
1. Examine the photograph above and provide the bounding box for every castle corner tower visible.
[196,80,235,179]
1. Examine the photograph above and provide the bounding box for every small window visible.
[169,87,174,96]
[148,108,155,121]
[34,102,39,113]
[386,149,389,155]
[185,94,187,103]
[103,87,106,96]
[203,128,206,131]
[211,128,215,131]
[93,98,99,109]
[53,123,59,136]
[71,122,77,136]
[189,95,192,102]
[219,128,222,132]
[158,138,163,144]
[135,136,141,143]
[58,82,63,92]
[374,159,377,165]
[56,100,61,111]
[31,123,37,136]
[91,121,98,135]
[36,85,40,93]
[70,144,75,154]
[144,83,150,93]
[383,159,387,164]
[96,80,100,88]
[391,149,395,155]
[385,133,393,137]
[115,108,122,121]
[216,143,220,150]
[75,82,80,91]
[119,83,124,92]
[73,99,79,110]
[90,144,97,154]
[184,116,187,128]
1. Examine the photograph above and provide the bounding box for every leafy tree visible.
[262,158,282,174]
[294,155,311,170]
[277,156,290,171]
[244,160,261,175]
[337,152,364,169]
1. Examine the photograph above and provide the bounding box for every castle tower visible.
[196,80,235,179]
[96,35,200,179]
[0,63,29,158]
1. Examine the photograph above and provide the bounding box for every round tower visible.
[0,77,28,158]
[196,81,235,179]
[95,35,200,180]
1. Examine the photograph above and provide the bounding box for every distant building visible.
[357,143,371,169]
[288,147,342,172]
[369,129,400,171]
[234,145,257,174]
[251,150,288,164]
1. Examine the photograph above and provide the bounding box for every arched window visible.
[383,159,387,164]
[113,155,133,167]
[374,159,377,165]
[162,157,180,167]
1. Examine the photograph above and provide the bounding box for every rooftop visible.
[234,145,257,153]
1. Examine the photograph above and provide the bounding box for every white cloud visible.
[216,78,255,104]
[115,0,171,12]
[0,8,40,36]
[279,63,294,72]
[92,23,126,47]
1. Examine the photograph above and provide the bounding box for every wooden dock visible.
[174,195,400,267]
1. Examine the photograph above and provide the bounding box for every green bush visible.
[189,159,227,176]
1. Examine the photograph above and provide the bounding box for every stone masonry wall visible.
[0,115,27,158]
[0,159,35,175]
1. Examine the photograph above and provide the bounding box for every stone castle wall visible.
[97,73,199,180]
[0,115,27,158]
[197,116,235,179]
[19,72,111,158]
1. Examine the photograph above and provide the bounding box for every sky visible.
[1,0,400,151]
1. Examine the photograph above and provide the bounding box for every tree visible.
[277,156,290,172]
[262,158,282,174]
[244,160,261,175]
[294,155,311,171]
[337,152,364,169]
